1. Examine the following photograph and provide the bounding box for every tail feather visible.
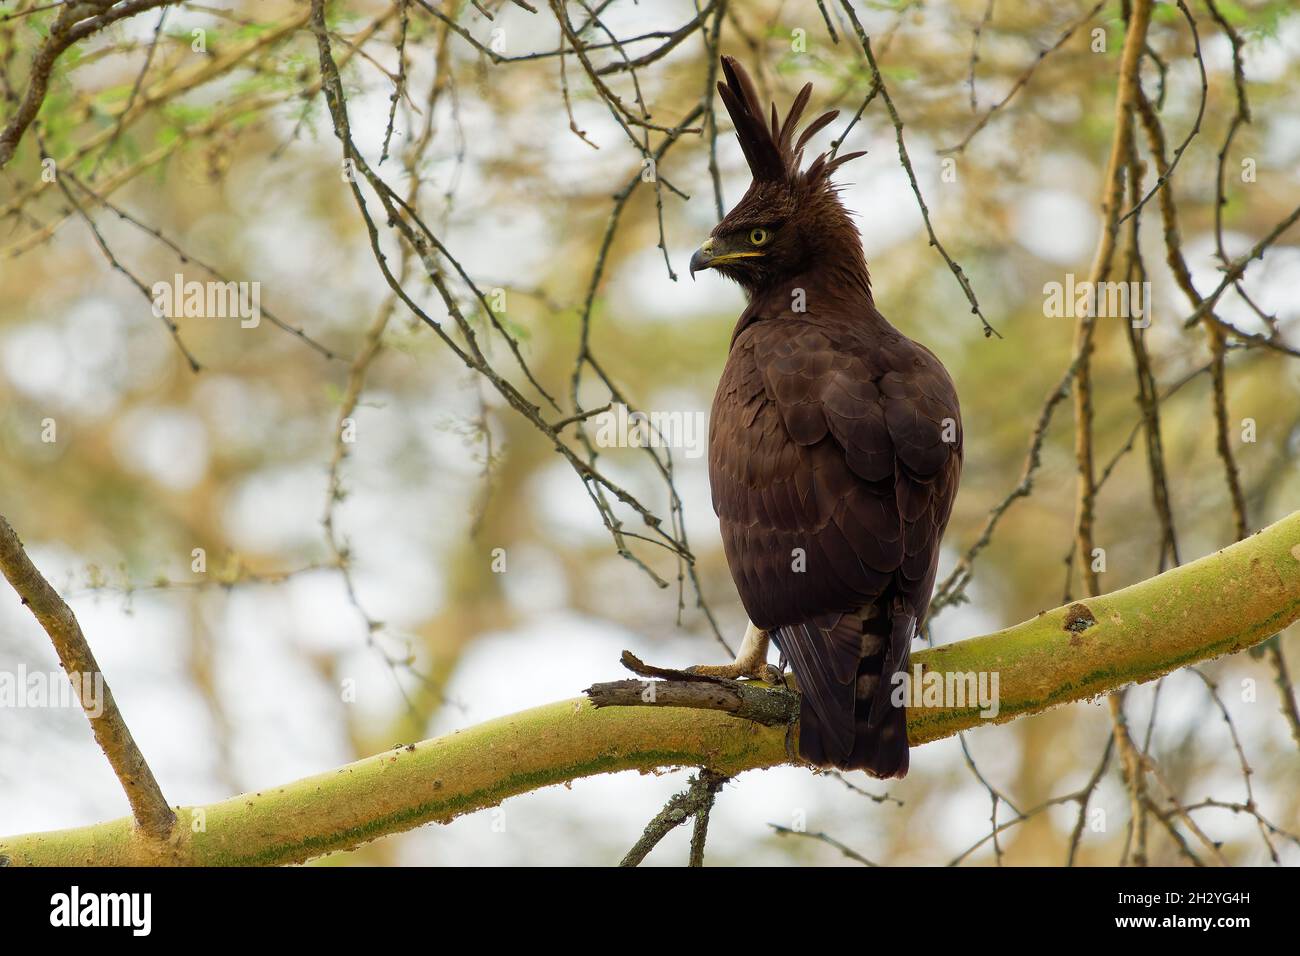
[774,601,912,778]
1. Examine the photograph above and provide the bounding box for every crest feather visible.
[716,55,864,187]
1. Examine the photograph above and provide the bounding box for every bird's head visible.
[690,56,868,297]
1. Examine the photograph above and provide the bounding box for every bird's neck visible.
[748,255,875,313]
[732,259,884,345]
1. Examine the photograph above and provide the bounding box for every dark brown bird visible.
[686,57,963,778]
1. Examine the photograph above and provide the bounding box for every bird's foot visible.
[619,622,782,685]
[685,622,781,684]
[685,660,782,684]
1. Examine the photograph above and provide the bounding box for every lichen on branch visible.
[2,509,1297,867]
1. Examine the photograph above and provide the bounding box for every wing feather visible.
[710,311,961,775]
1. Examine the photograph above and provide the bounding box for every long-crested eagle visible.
[684,57,963,778]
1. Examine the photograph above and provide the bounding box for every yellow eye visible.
[749,228,769,246]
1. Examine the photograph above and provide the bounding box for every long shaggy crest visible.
[716,55,865,188]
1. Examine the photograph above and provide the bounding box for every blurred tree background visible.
[1,0,1298,865]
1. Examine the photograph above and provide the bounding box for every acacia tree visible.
[0,0,1297,866]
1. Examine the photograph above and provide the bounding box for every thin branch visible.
[941,0,1105,156]
[1116,0,1205,225]
[0,0,182,169]
[770,824,876,865]
[838,1,1000,339]
[0,513,176,841]
[621,769,727,866]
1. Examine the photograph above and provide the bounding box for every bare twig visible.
[838,1,1000,339]
[621,769,728,866]
[0,514,176,840]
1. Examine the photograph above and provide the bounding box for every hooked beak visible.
[689,236,762,280]
[689,239,714,280]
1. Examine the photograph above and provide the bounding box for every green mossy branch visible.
[3,510,1298,867]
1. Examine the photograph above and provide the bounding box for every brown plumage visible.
[693,57,963,777]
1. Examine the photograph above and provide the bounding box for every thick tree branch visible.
[2,509,1298,867]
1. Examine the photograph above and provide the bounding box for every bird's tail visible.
[774,603,911,778]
